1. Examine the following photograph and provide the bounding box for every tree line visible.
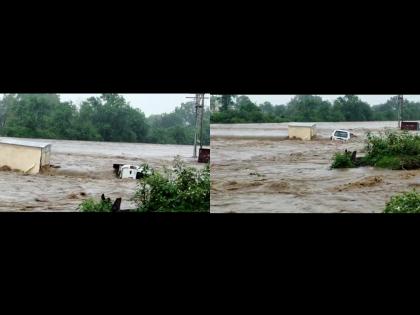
[211,95,420,123]
[0,94,210,145]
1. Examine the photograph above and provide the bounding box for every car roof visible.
[334,129,350,132]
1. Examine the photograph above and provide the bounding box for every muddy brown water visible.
[210,122,420,213]
[0,137,205,212]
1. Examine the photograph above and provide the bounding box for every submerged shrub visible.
[332,131,420,170]
[374,155,401,170]
[384,190,420,213]
[331,152,355,169]
[78,197,113,212]
[365,131,419,156]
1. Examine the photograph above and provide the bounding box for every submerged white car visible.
[330,129,352,141]
[115,164,153,179]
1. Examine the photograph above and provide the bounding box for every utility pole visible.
[187,94,207,158]
[397,95,403,128]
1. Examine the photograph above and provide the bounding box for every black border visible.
[1,44,420,258]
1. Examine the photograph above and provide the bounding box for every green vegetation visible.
[373,156,402,169]
[76,159,210,212]
[331,131,420,170]
[211,95,420,124]
[331,152,356,169]
[0,94,210,145]
[133,157,210,212]
[364,131,420,170]
[384,190,420,213]
[78,197,113,212]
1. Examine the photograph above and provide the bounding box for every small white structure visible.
[288,123,317,141]
[0,139,51,174]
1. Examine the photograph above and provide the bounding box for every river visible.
[0,137,203,211]
[210,122,420,213]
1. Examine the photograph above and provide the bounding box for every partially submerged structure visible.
[198,148,210,163]
[0,139,51,174]
[401,121,419,131]
[113,163,152,179]
[288,123,317,141]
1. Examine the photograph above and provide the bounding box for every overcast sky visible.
[246,95,420,106]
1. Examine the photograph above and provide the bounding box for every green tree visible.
[287,95,332,122]
[0,93,209,146]
[2,94,67,138]
[259,101,274,114]
[219,95,236,111]
[0,94,18,132]
[79,94,149,142]
[332,95,372,121]
[210,95,219,111]
[146,101,210,145]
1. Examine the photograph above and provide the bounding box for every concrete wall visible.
[288,126,316,141]
[0,144,42,174]
[40,145,51,166]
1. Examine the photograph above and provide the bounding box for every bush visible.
[133,157,210,212]
[364,131,420,169]
[384,190,420,213]
[374,155,402,170]
[332,131,420,170]
[78,197,113,212]
[331,152,355,169]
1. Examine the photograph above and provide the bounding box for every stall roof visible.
[288,123,317,127]
[0,138,51,148]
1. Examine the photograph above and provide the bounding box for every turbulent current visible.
[210,122,420,213]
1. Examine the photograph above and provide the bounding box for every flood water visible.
[0,137,203,212]
[211,122,420,213]
[210,121,417,139]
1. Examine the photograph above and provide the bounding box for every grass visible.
[384,190,420,213]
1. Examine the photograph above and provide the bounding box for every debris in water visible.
[198,148,210,163]
[112,198,122,212]
[335,176,384,191]
[67,193,79,199]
